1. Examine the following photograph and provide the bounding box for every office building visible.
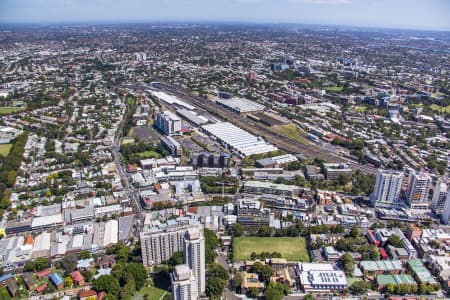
[298,263,348,292]
[407,171,431,209]
[440,191,450,224]
[431,178,448,215]
[139,218,202,266]
[322,163,352,181]
[391,228,417,259]
[255,154,298,168]
[184,228,205,294]
[191,152,231,168]
[155,111,181,136]
[161,136,182,157]
[243,181,301,198]
[171,264,198,300]
[370,169,404,207]
[237,199,270,228]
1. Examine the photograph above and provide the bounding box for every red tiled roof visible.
[36,283,47,293]
[79,289,97,298]
[36,268,51,279]
[379,248,388,259]
[97,291,106,300]
[24,235,33,245]
[70,270,84,282]
[187,207,198,214]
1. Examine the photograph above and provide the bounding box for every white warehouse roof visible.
[217,98,265,113]
[149,91,195,110]
[202,122,277,156]
[103,220,118,247]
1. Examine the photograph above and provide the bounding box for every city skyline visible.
[1,0,450,31]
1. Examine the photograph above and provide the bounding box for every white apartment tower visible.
[440,191,450,224]
[371,169,404,207]
[155,111,182,136]
[431,178,448,215]
[184,228,206,294]
[407,171,431,209]
[140,220,202,266]
[171,264,199,300]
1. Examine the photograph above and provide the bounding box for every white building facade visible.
[371,169,404,207]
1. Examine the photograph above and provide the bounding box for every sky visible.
[0,0,449,31]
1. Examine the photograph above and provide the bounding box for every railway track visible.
[132,82,376,174]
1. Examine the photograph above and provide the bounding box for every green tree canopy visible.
[92,275,120,296]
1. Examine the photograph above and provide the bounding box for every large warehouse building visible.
[201,122,277,156]
[149,90,195,110]
[217,98,265,113]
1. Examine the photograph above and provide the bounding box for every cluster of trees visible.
[106,242,142,264]
[24,257,50,272]
[122,96,138,136]
[249,262,274,283]
[335,237,380,261]
[311,226,358,250]
[339,253,354,276]
[332,138,364,151]
[349,281,371,295]
[0,133,27,217]
[120,141,168,165]
[351,170,376,196]
[26,93,59,111]
[388,235,403,248]
[205,263,228,300]
[193,196,232,207]
[232,222,347,239]
[383,279,440,295]
[204,229,219,264]
[418,283,441,294]
[264,282,290,300]
[93,262,147,299]
[200,176,238,194]
[250,251,282,260]
[426,153,446,175]
[276,169,374,197]
[384,283,418,295]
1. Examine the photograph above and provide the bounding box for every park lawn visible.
[324,86,343,93]
[270,124,308,145]
[0,144,12,156]
[347,277,363,285]
[136,151,161,159]
[354,106,367,113]
[0,107,24,115]
[121,137,136,145]
[134,286,168,300]
[0,287,12,300]
[430,104,450,114]
[233,237,310,262]
[127,127,135,137]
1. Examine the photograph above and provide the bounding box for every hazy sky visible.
[1,0,449,30]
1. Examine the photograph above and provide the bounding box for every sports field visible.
[0,107,24,115]
[0,144,12,156]
[430,104,450,114]
[233,237,310,262]
[270,124,308,145]
[136,151,161,159]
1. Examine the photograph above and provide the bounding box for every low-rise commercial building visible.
[298,263,348,292]
[243,181,301,198]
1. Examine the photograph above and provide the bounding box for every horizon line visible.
[0,20,449,33]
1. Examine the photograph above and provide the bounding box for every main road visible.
[111,96,143,223]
